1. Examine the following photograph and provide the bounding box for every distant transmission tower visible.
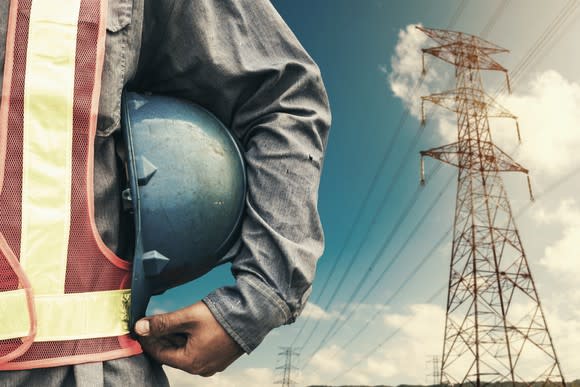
[275,347,300,387]
[427,355,441,385]
[417,26,565,386]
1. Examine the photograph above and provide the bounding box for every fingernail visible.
[135,319,150,336]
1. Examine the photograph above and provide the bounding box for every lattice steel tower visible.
[274,347,299,387]
[429,355,441,385]
[417,26,565,386]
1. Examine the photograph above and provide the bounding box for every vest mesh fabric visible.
[0,0,142,369]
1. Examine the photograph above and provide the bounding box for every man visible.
[0,0,330,385]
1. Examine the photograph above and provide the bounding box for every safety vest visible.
[0,0,142,369]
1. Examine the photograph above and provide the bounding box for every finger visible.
[163,332,188,348]
[142,339,214,375]
[135,309,193,337]
[199,371,216,378]
[140,336,189,369]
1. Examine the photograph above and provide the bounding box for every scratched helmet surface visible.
[122,92,246,331]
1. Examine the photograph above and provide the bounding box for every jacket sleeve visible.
[136,0,331,353]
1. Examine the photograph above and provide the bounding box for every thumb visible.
[135,312,183,337]
[134,319,151,337]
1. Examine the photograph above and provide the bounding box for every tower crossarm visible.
[277,349,300,356]
[421,141,528,174]
[489,144,528,173]
[416,26,508,54]
[417,26,564,385]
[417,26,509,73]
[422,44,508,73]
[422,89,517,119]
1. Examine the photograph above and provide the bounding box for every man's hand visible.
[134,301,244,377]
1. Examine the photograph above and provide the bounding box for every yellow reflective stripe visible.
[0,290,130,341]
[0,290,31,341]
[20,0,82,294]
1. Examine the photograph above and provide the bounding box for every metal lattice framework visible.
[418,26,565,387]
[274,347,299,387]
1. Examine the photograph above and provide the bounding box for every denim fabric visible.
[0,0,330,361]
[0,355,169,387]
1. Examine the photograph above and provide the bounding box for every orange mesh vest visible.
[0,0,142,369]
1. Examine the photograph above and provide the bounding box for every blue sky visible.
[152,1,580,385]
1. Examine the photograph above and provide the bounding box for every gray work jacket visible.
[0,0,330,353]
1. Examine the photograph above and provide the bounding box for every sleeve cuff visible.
[202,275,291,353]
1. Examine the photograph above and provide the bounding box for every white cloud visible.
[300,302,336,321]
[339,303,391,325]
[539,304,580,379]
[388,26,580,181]
[385,24,580,382]
[527,199,580,277]
[149,14,580,387]
[309,344,345,373]
[387,23,429,117]
[164,366,275,387]
[540,224,580,275]
[532,200,580,290]
[494,70,580,178]
[299,303,446,386]
[301,302,390,325]
[365,353,399,380]
[387,23,455,138]
[517,198,580,379]
[163,367,198,387]
[244,368,276,386]
[378,303,445,382]
[532,198,580,226]
[167,299,580,385]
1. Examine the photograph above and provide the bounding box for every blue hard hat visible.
[121,92,246,332]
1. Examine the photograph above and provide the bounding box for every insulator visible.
[505,72,512,94]
[527,174,535,202]
[515,120,522,144]
[420,155,426,185]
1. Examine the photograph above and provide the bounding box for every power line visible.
[325,4,519,344]
[446,0,468,29]
[274,347,300,387]
[299,123,435,364]
[326,0,553,340]
[330,284,447,383]
[513,0,579,81]
[427,355,442,385]
[293,174,455,367]
[295,0,510,355]
[288,1,578,384]
[419,25,564,383]
[301,155,570,379]
[296,0,566,364]
[479,0,512,39]
[319,169,453,349]
[336,227,452,356]
[515,166,580,217]
[325,167,576,382]
[293,0,473,350]
[290,75,425,348]
[494,0,580,96]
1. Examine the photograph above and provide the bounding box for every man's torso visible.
[0,2,168,384]
[0,0,144,257]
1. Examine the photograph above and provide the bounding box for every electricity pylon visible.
[417,26,565,386]
[428,355,441,385]
[275,347,300,387]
